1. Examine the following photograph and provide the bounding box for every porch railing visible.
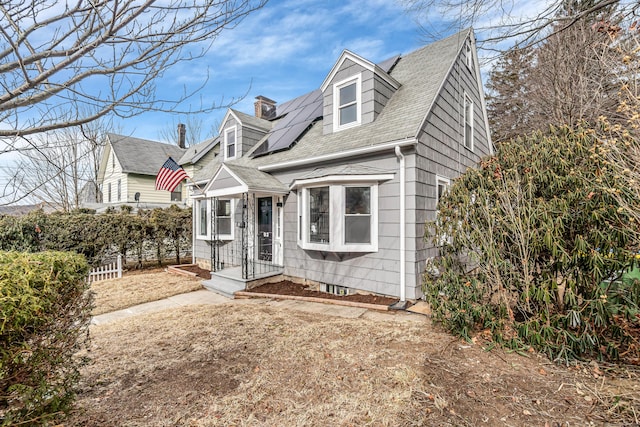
[210,193,282,280]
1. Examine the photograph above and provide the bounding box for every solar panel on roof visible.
[252,89,323,157]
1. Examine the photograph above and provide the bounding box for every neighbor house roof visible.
[230,29,471,171]
[108,133,186,176]
[178,136,220,165]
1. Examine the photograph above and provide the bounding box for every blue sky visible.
[124,0,437,142]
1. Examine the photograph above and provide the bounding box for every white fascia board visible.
[218,109,241,135]
[469,30,494,155]
[202,164,225,193]
[290,174,394,190]
[205,185,248,198]
[258,138,417,172]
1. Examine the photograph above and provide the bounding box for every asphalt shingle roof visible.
[108,133,186,176]
[230,29,470,171]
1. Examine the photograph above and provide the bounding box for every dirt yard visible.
[68,273,640,426]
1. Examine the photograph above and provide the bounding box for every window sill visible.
[197,235,234,241]
[297,241,377,253]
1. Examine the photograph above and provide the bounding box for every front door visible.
[257,197,272,261]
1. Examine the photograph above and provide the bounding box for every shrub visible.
[0,251,92,425]
[425,126,640,363]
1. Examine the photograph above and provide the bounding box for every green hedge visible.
[0,206,192,266]
[0,251,92,425]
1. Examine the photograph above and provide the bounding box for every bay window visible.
[298,183,378,252]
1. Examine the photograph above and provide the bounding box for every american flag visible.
[155,157,188,192]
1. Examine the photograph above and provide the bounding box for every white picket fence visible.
[87,255,122,283]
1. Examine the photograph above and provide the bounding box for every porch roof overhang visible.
[289,165,395,190]
[204,163,289,198]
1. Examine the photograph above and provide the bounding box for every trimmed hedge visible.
[0,206,192,266]
[0,251,92,425]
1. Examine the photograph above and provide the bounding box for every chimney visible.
[177,123,186,149]
[254,96,277,120]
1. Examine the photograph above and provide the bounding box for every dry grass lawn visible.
[69,293,640,426]
[90,270,203,315]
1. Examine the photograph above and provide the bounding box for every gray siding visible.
[209,169,241,191]
[410,45,492,298]
[240,126,267,157]
[271,153,413,298]
[322,59,397,135]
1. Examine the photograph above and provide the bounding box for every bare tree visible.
[486,3,626,143]
[402,0,638,51]
[157,115,218,147]
[0,0,267,140]
[4,118,116,210]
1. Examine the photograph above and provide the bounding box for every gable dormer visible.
[219,109,272,161]
[320,50,400,135]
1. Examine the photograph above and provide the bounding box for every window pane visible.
[309,187,330,243]
[339,82,356,105]
[217,218,231,235]
[339,103,357,125]
[345,187,370,214]
[199,202,207,235]
[345,216,371,244]
[216,199,231,217]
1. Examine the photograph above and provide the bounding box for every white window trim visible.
[297,182,378,253]
[464,93,474,151]
[224,126,237,160]
[332,74,362,132]
[435,175,451,246]
[465,42,473,70]
[435,175,450,206]
[196,198,209,239]
[196,198,235,241]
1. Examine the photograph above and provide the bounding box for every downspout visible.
[394,145,407,307]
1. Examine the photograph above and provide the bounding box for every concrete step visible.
[202,274,246,299]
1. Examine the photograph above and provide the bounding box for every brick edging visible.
[234,291,390,311]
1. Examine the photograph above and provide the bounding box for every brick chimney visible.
[254,96,277,120]
[177,123,186,148]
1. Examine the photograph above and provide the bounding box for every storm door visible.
[257,197,273,261]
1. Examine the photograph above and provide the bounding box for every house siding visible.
[102,148,123,203]
[240,126,268,157]
[271,153,411,298]
[411,45,491,298]
[127,174,174,203]
[209,169,241,191]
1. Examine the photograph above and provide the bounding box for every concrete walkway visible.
[91,289,426,325]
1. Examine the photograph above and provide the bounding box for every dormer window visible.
[333,75,361,132]
[225,126,237,160]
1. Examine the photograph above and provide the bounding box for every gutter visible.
[257,137,417,172]
[392,145,408,308]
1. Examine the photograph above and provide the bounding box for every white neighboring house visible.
[93,132,220,211]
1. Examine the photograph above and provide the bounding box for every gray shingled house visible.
[190,29,493,302]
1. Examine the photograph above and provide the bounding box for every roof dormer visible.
[218,109,272,161]
[320,50,400,135]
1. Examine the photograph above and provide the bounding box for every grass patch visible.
[91,271,203,315]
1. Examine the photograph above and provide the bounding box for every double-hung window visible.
[225,127,237,160]
[196,198,234,240]
[464,94,474,151]
[333,75,361,132]
[344,186,371,244]
[215,199,232,237]
[297,182,378,252]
